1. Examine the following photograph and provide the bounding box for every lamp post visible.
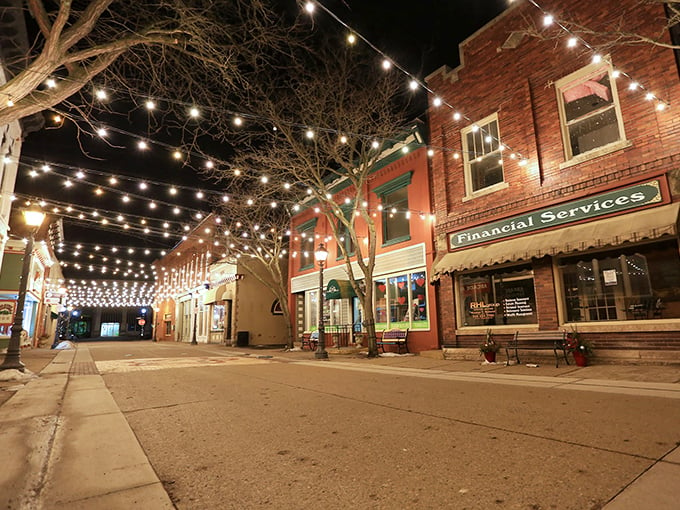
[0,207,46,372]
[314,243,329,359]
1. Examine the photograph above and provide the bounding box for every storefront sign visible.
[502,297,533,317]
[468,301,499,320]
[0,301,15,325]
[449,180,663,250]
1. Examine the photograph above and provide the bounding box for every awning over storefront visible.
[326,279,357,299]
[203,284,226,304]
[432,203,680,280]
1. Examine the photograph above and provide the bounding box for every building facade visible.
[0,237,58,347]
[154,215,288,346]
[427,0,680,355]
[288,130,439,353]
[154,220,212,344]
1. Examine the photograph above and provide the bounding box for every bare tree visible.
[0,0,293,127]
[212,195,293,348]
[518,0,680,52]
[216,44,414,357]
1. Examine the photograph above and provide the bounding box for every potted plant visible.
[479,329,500,363]
[565,327,594,367]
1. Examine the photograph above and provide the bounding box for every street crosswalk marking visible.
[96,356,270,374]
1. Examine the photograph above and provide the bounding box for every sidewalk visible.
[224,345,680,385]
[1,344,678,509]
[0,347,172,510]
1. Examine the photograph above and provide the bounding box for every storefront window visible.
[212,304,225,331]
[459,266,537,327]
[306,290,319,331]
[560,240,680,321]
[375,270,429,330]
[101,322,120,336]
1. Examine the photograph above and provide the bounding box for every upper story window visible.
[462,113,504,197]
[296,218,317,270]
[336,205,355,259]
[373,171,413,246]
[556,61,626,162]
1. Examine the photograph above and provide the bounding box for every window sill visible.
[561,319,680,332]
[382,235,411,248]
[462,181,509,202]
[559,139,632,170]
[456,325,537,334]
[299,264,314,271]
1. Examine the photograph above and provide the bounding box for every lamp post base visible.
[314,350,328,359]
[0,352,26,372]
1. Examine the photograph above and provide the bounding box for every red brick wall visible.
[428,0,680,235]
[427,0,680,347]
[533,257,558,330]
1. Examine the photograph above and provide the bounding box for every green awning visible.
[326,279,357,299]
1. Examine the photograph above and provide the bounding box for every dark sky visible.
[327,0,507,74]
[16,0,508,281]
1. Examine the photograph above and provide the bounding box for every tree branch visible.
[26,0,52,40]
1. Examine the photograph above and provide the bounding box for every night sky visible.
[16,0,509,281]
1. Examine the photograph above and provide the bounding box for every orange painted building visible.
[288,129,440,353]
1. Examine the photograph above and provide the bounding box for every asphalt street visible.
[79,341,680,510]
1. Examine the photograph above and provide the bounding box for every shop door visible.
[224,300,233,344]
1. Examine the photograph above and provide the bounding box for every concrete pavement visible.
[0,343,678,509]
[0,347,172,509]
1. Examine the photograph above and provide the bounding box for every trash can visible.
[236,331,249,347]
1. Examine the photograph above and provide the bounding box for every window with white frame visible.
[462,114,504,196]
[556,61,625,160]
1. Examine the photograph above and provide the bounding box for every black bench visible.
[506,330,569,367]
[376,328,409,354]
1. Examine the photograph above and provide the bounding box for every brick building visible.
[427,0,680,357]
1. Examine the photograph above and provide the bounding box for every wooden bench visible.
[506,330,569,367]
[376,328,409,354]
[300,331,318,351]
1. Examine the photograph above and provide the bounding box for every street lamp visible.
[0,207,46,372]
[314,243,329,359]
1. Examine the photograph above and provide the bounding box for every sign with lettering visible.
[449,180,663,250]
[0,301,15,325]
[502,297,533,317]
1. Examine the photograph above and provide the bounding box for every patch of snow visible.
[0,368,37,382]
[55,341,76,350]
[379,352,415,357]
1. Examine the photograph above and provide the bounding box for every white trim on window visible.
[555,58,627,163]
[461,112,505,199]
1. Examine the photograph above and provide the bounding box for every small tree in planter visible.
[565,327,594,367]
[479,329,500,363]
